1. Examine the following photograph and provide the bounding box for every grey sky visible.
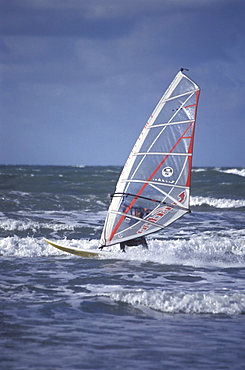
[1,0,245,166]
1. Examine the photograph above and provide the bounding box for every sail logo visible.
[162,167,173,177]
[137,191,186,234]
[137,205,172,234]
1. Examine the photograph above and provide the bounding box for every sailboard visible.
[44,239,106,258]
[45,69,200,257]
[99,69,200,250]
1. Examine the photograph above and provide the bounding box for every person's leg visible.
[141,237,148,249]
[120,242,126,252]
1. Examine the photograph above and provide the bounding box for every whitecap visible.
[190,196,245,208]
[1,231,244,268]
[217,168,245,177]
[0,236,100,258]
[192,168,207,172]
[106,289,245,315]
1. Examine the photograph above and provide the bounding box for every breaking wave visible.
[190,196,245,209]
[1,232,244,268]
[86,282,245,316]
[192,167,245,177]
[217,168,245,177]
[105,289,245,315]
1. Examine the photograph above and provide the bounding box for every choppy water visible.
[0,165,245,369]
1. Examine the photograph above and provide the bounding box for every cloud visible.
[0,0,245,166]
[0,0,136,39]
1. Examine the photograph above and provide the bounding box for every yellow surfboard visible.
[44,238,106,258]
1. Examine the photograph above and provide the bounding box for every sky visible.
[0,0,245,167]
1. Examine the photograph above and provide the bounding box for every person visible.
[122,204,149,220]
[99,203,150,252]
[120,236,148,252]
[119,204,149,252]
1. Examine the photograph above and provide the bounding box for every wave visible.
[0,219,77,232]
[0,236,99,258]
[216,168,245,177]
[101,288,245,315]
[0,210,106,232]
[1,234,244,317]
[1,232,244,267]
[192,168,208,173]
[190,196,245,208]
[192,167,245,177]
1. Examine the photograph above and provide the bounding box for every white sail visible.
[99,70,200,248]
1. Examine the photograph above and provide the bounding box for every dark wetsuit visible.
[120,236,148,252]
[119,205,149,252]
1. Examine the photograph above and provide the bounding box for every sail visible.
[99,70,200,248]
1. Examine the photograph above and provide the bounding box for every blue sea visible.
[1,165,245,369]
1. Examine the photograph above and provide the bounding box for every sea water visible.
[0,165,244,369]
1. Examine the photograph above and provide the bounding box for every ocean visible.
[0,165,244,369]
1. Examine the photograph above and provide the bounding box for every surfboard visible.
[44,238,107,258]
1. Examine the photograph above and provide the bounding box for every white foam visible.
[192,168,207,172]
[0,210,106,232]
[0,236,100,258]
[121,234,245,268]
[104,288,245,315]
[1,232,244,269]
[0,236,62,257]
[0,219,76,232]
[84,283,245,315]
[190,196,245,208]
[217,168,245,177]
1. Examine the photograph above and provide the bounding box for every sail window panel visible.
[153,98,186,125]
[117,192,155,216]
[121,181,188,208]
[138,123,192,158]
[139,126,166,153]
[153,93,196,126]
[127,153,189,188]
[126,153,161,182]
[163,123,193,154]
[182,98,197,120]
[169,77,197,99]
[121,182,166,207]
[167,124,191,154]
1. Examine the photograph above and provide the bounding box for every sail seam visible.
[165,90,197,101]
[185,89,200,187]
[122,179,189,189]
[150,120,193,128]
[133,152,192,156]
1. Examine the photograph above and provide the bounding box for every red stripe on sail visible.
[185,90,200,187]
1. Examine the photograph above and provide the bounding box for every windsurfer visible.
[122,204,149,219]
[98,70,200,254]
[120,204,149,252]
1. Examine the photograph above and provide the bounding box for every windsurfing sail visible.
[99,70,200,248]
